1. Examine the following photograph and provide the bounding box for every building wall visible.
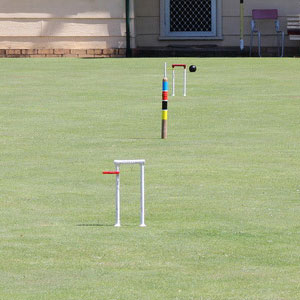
[135,0,300,48]
[0,0,135,51]
[1,0,299,55]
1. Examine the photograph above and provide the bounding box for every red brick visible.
[30,54,46,58]
[78,54,96,58]
[62,54,79,58]
[22,49,38,55]
[86,49,95,55]
[103,49,115,55]
[6,49,21,55]
[38,49,54,55]
[70,49,87,55]
[94,49,103,55]
[45,54,63,58]
[54,49,70,55]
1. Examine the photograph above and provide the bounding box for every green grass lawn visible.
[0,57,300,300]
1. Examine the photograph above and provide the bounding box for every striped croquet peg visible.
[161,70,168,139]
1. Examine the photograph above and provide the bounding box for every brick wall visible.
[0,48,126,58]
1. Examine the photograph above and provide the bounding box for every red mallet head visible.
[102,171,120,175]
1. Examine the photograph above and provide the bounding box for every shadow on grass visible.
[130,138,161,140]
[77,224,142,228]
[112,137,161,140]
[77,224,113,227]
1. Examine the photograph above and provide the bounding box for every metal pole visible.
[115,164,121,227]
[164,62,167,78]
[125,0,132,57]
[140,163,146,227]
[240,0,244,51]
[258,32,261,57]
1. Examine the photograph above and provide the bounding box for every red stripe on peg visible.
[162,91,168,100]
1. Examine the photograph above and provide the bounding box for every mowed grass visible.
[0,57,300,300]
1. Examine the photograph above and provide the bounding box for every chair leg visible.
[250,32,253,57]
[258,32,261,57]
[281,32,285,57]
[277,33,280,57]
[277,32,285,57]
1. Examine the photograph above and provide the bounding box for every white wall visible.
[0,0,135,49]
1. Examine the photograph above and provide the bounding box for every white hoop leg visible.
[164,62,167,78]
[114,164,121,227]
[183,68,187,97]
[140,163,146,227]
[172,69,175,96]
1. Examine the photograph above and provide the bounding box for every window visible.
[160,0,222,39]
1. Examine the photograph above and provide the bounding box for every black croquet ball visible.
[189,65,197,72]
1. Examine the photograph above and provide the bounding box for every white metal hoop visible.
[113,160,146,227]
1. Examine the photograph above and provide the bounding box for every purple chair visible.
[250,9,284,57]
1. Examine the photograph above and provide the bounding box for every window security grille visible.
[170,0,212,32]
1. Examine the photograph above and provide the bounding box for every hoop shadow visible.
[77,224,113,227]
[77,224,139,228]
